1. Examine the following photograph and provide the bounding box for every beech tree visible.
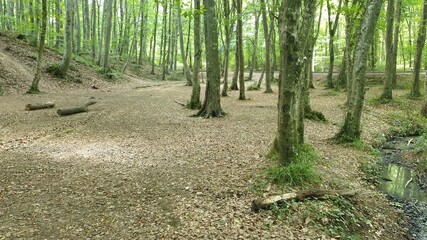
[187,0,202,109]
[410,0,427,98]
[274,0,316,163]
[336,0,383,142]
[196,0,225,118]
[325,0,342,89]
[28,0,47,93]
[56,0,74,78]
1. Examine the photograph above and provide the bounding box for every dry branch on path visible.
[252,189,366,212]
[25,101,55,111]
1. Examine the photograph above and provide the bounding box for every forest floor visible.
[0,31,426,239]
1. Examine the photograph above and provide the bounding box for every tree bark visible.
[25,102,55,111]
[261,0,272,93]
[27,0,47,94]
[196,0,225,118]
[336,0,383,142]
[102,0,113,72]
[276,0,303,163]
[74,0,81,54]
[326,0,343,89]
[221,0,232,96]
[150,1,160,74]
[188,0,202,109]
[381,0,395,100]
[248,11,260,82]
[177,4,192,86]
[236,0,245,100]
[57,0,74,78]
[411,0,427,98]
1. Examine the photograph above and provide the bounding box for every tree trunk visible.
[336,0,383,142]
[57,0,74,78]
[82,0,90,51]
[326,0,343,89]
[91,0,97,60]
[221,0,231,96]
[381,0,395,100]
[236,0,245,100]
[196,0,224,118]
[150,1,160,74]
[55,0,62,48]
[261,0,272,93]
[276,0,303,163]
[27,0,47,93]
[102,0,113,72]
[411,0,427,98]
[391,0,402,87]
[188,0,202,109]
[74,0,81,54]
[423,79,427,116]
[177,4,192,86]
[161,1,169,80]
[248,11,260,82]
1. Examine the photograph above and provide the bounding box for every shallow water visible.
[380,163,427,203]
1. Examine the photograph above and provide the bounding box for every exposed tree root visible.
[305,110,327,122]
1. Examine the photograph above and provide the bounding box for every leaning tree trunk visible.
[261,0,272,93]
[187,0,202,109]
[336,0,383,142]
[236,0,245,100]
[196,0,225,118]
[27,0,47,93]
[411,0,427,98]
[57,0,74,78]
[177,4,192,86]
[221,0,232,96]
[381,0,395,100]
[326,0,342,89]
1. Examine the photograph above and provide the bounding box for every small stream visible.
[380,137,427,240]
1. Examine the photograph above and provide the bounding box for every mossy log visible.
[252,189,363,212]
[57,100,97,116]
[25,101,55,111]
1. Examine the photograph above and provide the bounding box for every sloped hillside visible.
[0,31,112,95]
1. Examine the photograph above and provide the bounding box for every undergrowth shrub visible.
[267,144,319,186]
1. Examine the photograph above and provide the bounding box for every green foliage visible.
[269,196,367,239]
[386,112,427,137]
[247,84,261,91]
[413,133,427,153]
[359,158,382,186]
[267,144,319,187]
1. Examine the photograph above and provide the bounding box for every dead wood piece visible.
[252,189,362,212]
[57,100,97,116]
[84,100,97,107]
[57,107,87,116]
[25,101,55,111]
[174,99,186,107]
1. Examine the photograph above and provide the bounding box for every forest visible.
[0,0,427,239]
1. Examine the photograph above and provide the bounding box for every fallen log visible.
[57,100,97,116]
[252,189,363,212]
[174,99,186,107]
[25,101,55,111]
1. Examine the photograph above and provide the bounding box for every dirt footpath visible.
[0,78,408,239]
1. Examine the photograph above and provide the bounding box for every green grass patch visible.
[267,144,319,187]
[386,112,427,137]
[247,84,261,91]
[359,158,382,186]
[320,89,341,97]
